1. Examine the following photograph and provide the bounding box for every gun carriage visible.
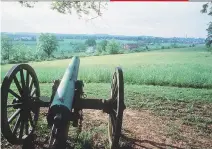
[1,56,126,149]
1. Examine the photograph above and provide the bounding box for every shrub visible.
[35,50,48,60]
[12,44,35,62]
[208,47,212,53]
[106,40,121,54]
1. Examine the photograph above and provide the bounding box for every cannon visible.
[1,56,126,149]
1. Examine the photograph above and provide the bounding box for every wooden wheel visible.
[1,64,40,144]
[108,67,125,149]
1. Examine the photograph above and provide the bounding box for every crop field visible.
[2,46,212,88]
[1,46,212,149]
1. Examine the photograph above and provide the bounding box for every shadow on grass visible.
[120,135,184,149]
[21,130,184,149]
[21,133,93,149]
[119,129,184,149]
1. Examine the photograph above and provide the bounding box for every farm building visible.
[123,43,139,50]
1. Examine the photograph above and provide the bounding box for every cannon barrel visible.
[47,56,80,125]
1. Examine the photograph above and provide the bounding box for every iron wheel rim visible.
[108,67,125,149]
[1,64,40,144]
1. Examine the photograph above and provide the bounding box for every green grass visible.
[2,46,211,148]
[1,47,212,89]
[39,83,212,106]
[39,82,212,124]
[39,82,212,142]
[3,82,211,148]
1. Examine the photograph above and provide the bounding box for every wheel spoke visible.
[110,113,116,137]
[113,109,118,116]
[31,88,36,97]
[112,78,118,97]
[111,112,116,124]
[20,69,25,89]
[12,115,21,135]
[8,89,21,100]
[26,71,30,89]
[112,85,118,101]
[29,77,33,92]
[7,103,23,108]
[28,112,34,127]
[19,120,25,139]
[25,121,29,135]
[8,109,21,123]
[13,76,22,96]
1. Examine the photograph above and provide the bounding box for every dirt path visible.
[83,109,180,149]
[83,109,211,149]
[2,108,212,149]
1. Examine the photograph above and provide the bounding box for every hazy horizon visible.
[0,31,206,39]
[1,2,211,38]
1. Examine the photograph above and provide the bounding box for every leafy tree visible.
[12,43,34,62]
[85,38,96,47]
[205,22,212,48]
[37,33,59,58]
[100,40,108,51]
[96,40,108,53]
[96,44,103,53]
[106,40,120,54]
[201,2,212,48]
[1,35,13,61]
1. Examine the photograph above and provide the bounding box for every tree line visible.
[1,33,125,64]
[1,33,59,63]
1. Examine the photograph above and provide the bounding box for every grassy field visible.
[1,46,212,149]
[1,46,212,89]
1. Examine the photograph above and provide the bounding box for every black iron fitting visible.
[53,113,62,128]
[102,99,113,114]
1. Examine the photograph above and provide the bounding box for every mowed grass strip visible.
[1,47,212,88]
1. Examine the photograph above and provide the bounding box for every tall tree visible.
[201,2,212,48]
[96,40,108,53]
[206,23,212,48]
[37,33,59,58]
[85,38,96,47]
[1,35,13,61]
[99,40,108,51]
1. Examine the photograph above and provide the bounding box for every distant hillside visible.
[1,32,205,44]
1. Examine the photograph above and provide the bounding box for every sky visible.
[0,2,211,38]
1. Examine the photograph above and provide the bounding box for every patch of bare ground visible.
[83,109,212,149]
[1,108,212,149]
